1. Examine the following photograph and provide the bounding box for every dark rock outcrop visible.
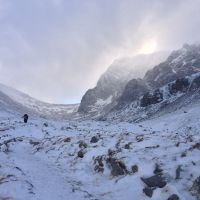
[190,76,200,91]
[90,136,99,143]
[106,158,128,177]
[78,52,168,115]
[154,164,163,175]
[141,175,167,188]
[190,176,200,199]
[169,78,189,94]
[77,150,84,158]
[144,44,200,89]
[94,156,104,173]
[80,43,200,121]
[63,137,71,142]
[175,165,182,180]
[140,89,163,107]
[131,165,138,173]
[79,141,87,149]
[117,79,148,108]
[167,194,180,200]
[143,187,154,198]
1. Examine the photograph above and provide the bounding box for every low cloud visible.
[0,0,200,103]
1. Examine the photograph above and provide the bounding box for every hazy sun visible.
[139,39,157,54]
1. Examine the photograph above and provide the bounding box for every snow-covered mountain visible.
[1,44,200,200]
[144,43,200,88]
[102,43,200,122]
[0,93,200,200]
[78,52,169,117]
[0,83,79,119]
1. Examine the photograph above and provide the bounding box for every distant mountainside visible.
[103,43,200,121]
[78,52,169,116]
[0,83,78,119]
[2,43,200,123]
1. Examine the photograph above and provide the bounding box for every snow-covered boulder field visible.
[0,102,200,200]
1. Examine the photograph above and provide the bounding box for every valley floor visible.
[0,105,200,200]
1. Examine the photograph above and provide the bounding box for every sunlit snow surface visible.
[0,103,200,200]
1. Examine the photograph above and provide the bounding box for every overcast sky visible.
[0,0,200,103]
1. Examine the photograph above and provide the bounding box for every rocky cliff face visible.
[114,44,200,108]
[117,79,149,108]
[103,44,200,122]
[78,52,168,115]
[79,43,200,121]
[144,44,200,88]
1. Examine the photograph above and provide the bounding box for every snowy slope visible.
[0,101,200,200]
[103,72,200,122]
[0,83,79,119]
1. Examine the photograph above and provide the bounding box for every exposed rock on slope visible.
[103,44,200,121]
[117,78,148,108]
[78,52,168,116]
[144,43,200,88]
[79,43,200,121]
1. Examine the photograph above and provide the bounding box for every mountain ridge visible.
[78,51,169,116]
[0,83,79,119]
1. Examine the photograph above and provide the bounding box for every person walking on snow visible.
[22,114,29,123]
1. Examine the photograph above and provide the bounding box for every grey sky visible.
[0,0,200,103]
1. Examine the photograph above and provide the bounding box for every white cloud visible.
[0,0,200,103]
[51,0,63,7]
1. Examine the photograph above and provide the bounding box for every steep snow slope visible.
[104,72,200,122]
[0,101,200,200]
[0,83,78,119]
[78,52,168,116]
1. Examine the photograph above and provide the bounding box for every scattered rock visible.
[190,176,200,199]
[141,175,167,188]
[190,143,200,150]
[131,165,138,173]
[0,144,9,153]
[176,165,182,180]
[66,126,72,130]
[154,164,163,175]
[63,137,71,142]
[181,152,187,157]
[145,145,160,149]
[79,141,87,149]
[136,135,144,142]
[124,142,132,149]
[29,140,40,146]
[94,156,104,173]
[108,149,117,157]
[90,136,99,143]
[43,122,48,127]
[106,158,128,177]
[61,126,72,131]
[77,150,84,158]
[192,161,196,166]
[176,142,180,147]
[143,187,154,198]
[167,194,180,200]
